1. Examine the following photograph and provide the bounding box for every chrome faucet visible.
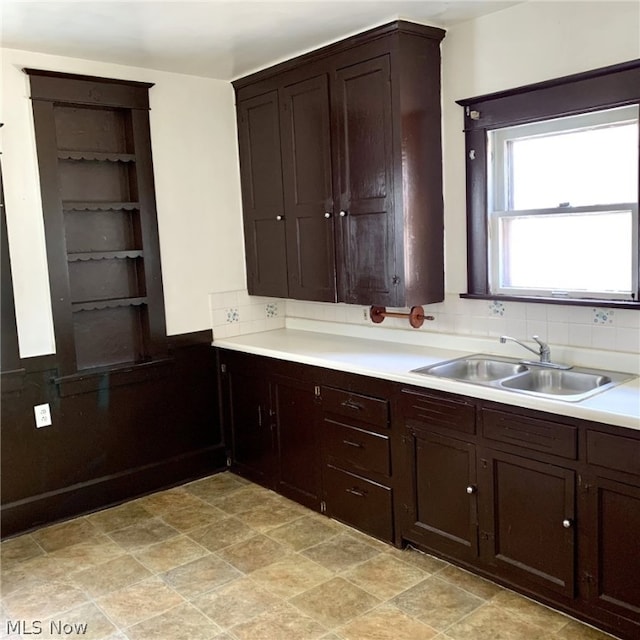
[499,335,572,369]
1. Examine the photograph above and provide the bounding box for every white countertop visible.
[213,323,640,431]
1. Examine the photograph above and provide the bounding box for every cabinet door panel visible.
[480,451,575,598]
[403,429,478,562]
[280,75,336,302]
[228,370,275,488]
[333,55,395,305]
[274,377,321,509]
[585,476,640,624]
[237,92,288,296]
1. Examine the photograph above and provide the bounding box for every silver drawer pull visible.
[341,399,363,411]
[346,487,367,498]
[342,439,363,449]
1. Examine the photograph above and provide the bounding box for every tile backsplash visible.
[210,290,285,339]
[211,290,639,355]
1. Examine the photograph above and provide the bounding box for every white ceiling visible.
[1,1,521,80]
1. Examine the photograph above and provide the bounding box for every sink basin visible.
[411,354,635,402]
[413,356,527,382]
[500,369,612,397]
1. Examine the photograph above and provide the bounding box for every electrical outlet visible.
[34,403,52,428]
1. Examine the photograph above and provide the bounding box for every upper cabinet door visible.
[333,55,396,306]
[237,91,288,297]
[280,75,336,302]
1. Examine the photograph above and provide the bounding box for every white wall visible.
[1,48,245,357]
[441,0,640,294]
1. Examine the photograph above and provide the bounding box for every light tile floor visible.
[1,473,621,640]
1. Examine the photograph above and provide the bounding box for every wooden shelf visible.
[58,151,136,162]
[62,201,140,211]
[72,296,147,312]
[67,250,144,262]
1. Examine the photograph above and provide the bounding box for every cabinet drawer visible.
[587,430,640,476]
[401,389,475,435]
[482,409,577,459]
[323,418,390,477]
[321,387,389,429]
[324,465,393,541]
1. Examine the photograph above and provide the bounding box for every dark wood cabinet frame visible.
[26,70,169,388]
[234,21,446,307]
[457,59,640,309]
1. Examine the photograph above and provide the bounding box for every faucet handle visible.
[531,336,551,361]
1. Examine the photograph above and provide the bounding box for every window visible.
[457,60,640,307]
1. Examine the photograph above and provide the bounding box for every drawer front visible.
[321,386,389,429]
[401,389,476,435]
[587,430,640,476]
[324,465,393,541]
[482,409,577,459]
[323,418,391,477]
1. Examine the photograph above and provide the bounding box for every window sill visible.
[460,293,640,310]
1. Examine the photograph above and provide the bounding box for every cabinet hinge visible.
[392,275,400,285]
[226,455,232,467]
[479,530,494,541]
[578,474,592,493]
[220,363,227,373]
[581,572,595,583]
[320,500,327,514]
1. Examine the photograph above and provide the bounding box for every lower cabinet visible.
[273,375,321,509]
[319,385,393,541]
[403,427,479,561]
[219,350,320,508]
[582,429,640,629]
[218,349,396,540]
[217,347,639,639]
[224,362,275,486]
[478,449,576,599]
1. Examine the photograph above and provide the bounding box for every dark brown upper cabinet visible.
[233,21,446,306]
[26,70,168,380]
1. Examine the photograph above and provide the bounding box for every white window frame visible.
[486,105,639,301]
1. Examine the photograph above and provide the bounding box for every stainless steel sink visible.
[413,356,527,382]
[500,369,613,399]
[411,354,635,402]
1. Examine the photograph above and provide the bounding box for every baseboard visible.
[1,445,227,538]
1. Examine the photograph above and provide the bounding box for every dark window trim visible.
[456,59,640,308]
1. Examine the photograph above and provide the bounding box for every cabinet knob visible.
[563,519,573,528]
[324,212,332,219]
[276,215,284,221]
[466,485,476,494]
[339,210,348,217]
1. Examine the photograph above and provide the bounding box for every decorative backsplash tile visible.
[488,300,505,317]
[593,308,614,325]
[210,289,637,355]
